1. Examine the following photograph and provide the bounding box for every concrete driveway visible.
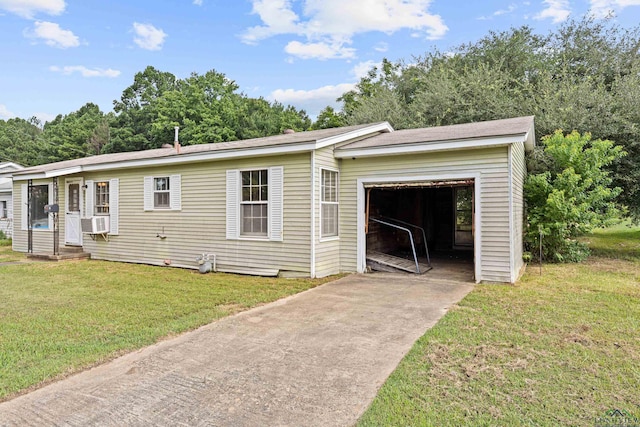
[0,272,474,427]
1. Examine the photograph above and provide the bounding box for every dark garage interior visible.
[365,181,475,276]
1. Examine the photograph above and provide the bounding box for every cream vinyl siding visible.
[510,141,526,281]
[339,147,512,283]
[314,145,341,277]
[81,153,312,275]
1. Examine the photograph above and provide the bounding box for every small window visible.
[30,185,49,229]
[321,169,338,238]
[154,177,170,208]
[241,169,268,236]
[0,200,6,218]
[95,181,110,214]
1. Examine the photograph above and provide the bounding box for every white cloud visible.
[534,0,571,23]
[49,65,121,78]
[193,0,203,4]
[0,0,65,19]
[589,0,640,17]
[27,21,79,48]
[0,104,15,120]
[285,40,355,59]
[374,42,389,52]
[477,3,517,20]
[33,112,56,124]
[351,60,381,79]
[242,0,447,60]
[270,83,355,117]
[132,22,167,51]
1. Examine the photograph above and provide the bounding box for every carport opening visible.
[365,180,475,278]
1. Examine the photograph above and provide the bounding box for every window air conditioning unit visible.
[81,216,110,234]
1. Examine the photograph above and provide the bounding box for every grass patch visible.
[0,244,25,262]
[358,225,640,426]
[583,221,640,261]
[0,260,335,401]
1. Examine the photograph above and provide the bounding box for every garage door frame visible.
[356,172,482,283]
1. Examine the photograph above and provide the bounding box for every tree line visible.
[320,17,640,226]
[0,67,312,166]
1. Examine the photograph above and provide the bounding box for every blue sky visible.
[0,0,639,123]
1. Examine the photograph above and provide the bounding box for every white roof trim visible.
[44,166,83,178]
[335,135,527,159]
[315,122,393,149]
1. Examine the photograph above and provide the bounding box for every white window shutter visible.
[85,180,94,217]
[109,178,119,235]
[269,166,284,242]
[143,176,153,211]
[170,174,181,210]
[226,170,239,240]
[21,184,27,230]
[48,183,54,230]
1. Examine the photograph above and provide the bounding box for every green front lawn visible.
[0,258,333,401]
[359,225,640,426]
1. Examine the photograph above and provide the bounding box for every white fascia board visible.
[45,166,83,178]
[12,173,47,181]
[335,134,526,159]
[315,122,393,149]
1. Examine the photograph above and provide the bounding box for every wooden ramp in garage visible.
[366,251,432,274]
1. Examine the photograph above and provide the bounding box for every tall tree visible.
[0,117,47,166]
[106,66,177,152]
[42,103,109,162]
[336,18,640,220]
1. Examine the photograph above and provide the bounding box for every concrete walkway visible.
[0,272,474,427]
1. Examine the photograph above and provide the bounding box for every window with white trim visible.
[95,181,110,214]
[153,177,170,208]
[0,200,6,218]
[241,169,268,236]
[226,167,282,241]
[143,175,181,211]
[321,169,338,238]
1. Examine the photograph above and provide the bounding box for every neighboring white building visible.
[11,117,535,283]
[0,162,25,238]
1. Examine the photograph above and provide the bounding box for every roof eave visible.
[315,122,393,149]
[334,134,528,159]
[11,123,394,180]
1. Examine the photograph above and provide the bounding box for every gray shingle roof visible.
[14,123,382,176]
[337,116,535,151]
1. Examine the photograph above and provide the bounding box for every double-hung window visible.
[321,169,339,238]
[83,179,119,235]
[241,170,268,236]
[153,177,170,209]
[226,166,283,241]
[95,181,110,214]
[143,175,181,211]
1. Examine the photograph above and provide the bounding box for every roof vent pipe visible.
[174,126,181,154]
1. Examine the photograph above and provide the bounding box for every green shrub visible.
[525,130,624,262]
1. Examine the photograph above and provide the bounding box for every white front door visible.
[65,178,83,245]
